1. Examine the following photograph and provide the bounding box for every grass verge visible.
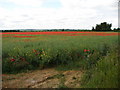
[80,45,119,88]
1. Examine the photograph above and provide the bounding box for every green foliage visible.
[93,22,112,31]
[113,28,120,32]
[81,45,118,88]
[92,27,95,31]
[2,32,118,88]
[2,30,20,32]
[2,33,118,74]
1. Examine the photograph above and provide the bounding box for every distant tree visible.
[113,28,120,32]
[92,22,112,31]
[92,27,95,31]
[2,30,20,32]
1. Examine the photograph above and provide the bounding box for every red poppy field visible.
[1,31,119,88]
[1,31,118,36]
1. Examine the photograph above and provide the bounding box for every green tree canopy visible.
[92,22,112,31]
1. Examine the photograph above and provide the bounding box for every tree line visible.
[1,30,20,32]
[0,22,119,32]
[92,22,120,32]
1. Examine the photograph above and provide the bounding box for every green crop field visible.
[2,32,119,88]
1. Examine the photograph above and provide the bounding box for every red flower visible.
[35,53,39,55]
[84,49,87,52]
[84,49,90,52]
[10,59,15,62]
[33,49,37,53]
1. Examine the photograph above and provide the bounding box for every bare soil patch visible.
[2,68,84,88]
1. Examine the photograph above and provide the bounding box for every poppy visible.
[33,49,37,52]
[84,49,87,52]
[10,59,15,62]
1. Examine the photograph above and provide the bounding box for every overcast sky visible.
[0,0,118,30]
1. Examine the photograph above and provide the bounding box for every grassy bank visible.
[2,32,119,88]
[80,44,119,88]
[2,32,118,74]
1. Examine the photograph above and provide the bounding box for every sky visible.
[0,0,118,30]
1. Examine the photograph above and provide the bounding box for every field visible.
[1,31,119,88]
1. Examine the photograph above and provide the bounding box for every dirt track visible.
[2,68,84,88]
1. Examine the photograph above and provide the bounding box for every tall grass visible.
[2,34,118,74]
[81,44,119,88]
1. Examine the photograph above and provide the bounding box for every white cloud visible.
[0,0,118,30]
[60,0,116,8]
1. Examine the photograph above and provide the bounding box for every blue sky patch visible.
[0,2,17,9]
[42,0,62,8]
